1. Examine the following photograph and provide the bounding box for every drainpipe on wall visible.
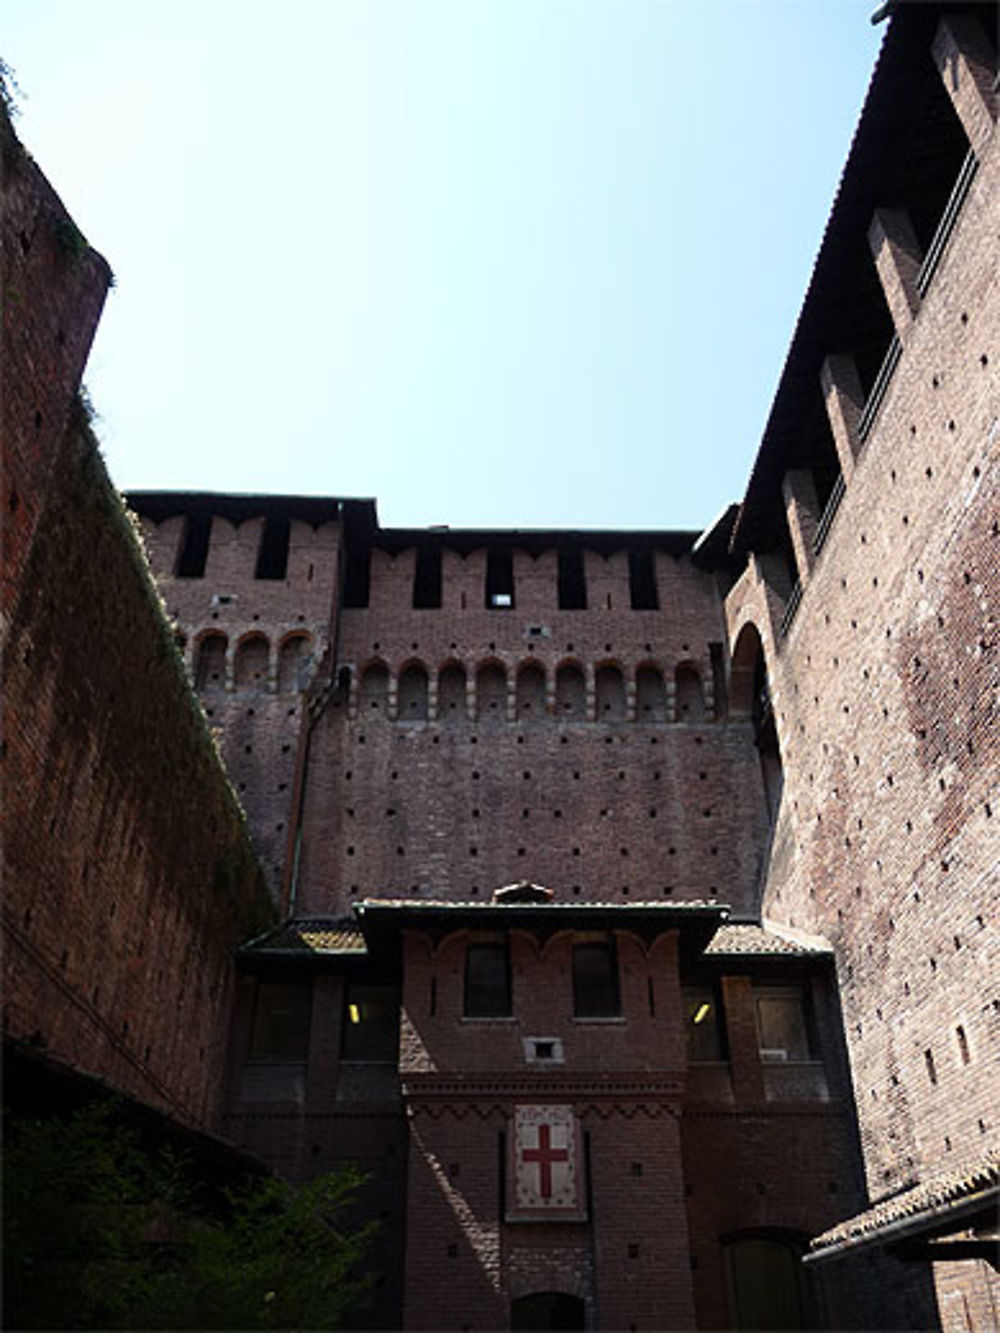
[284,501,349,919]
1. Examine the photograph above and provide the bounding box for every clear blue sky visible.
[6,2,883,531]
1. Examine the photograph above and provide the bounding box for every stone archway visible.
[511,1291,586,1331]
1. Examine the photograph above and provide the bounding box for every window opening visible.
[756,989,811,1061]
[343,542,371,608]
[175,513,211,578]
[255,515,290,580]
[572,939,620,1018]
[341,984,400,1062]
[249,982,311,1061]
[465,942,512,1017]
[684,987,723,1061]
[628,548,658,610]
[413,543,442,609]
[486,548,515,609]
[558,546,587,610]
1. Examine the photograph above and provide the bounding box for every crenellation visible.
[8,7,997,1329]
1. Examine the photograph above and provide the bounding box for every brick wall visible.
[2,114,272,1129]
[289,548,769,915]
[136,506,342,898]
[723,8,999,1323]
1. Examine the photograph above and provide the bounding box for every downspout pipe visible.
[285,501,349,918]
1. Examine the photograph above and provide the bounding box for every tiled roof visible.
[810,1151,1000,1257]
[241,919,366,955]
[705,921,833,957]
[360,898,723,911]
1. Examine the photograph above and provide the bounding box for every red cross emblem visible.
[521,1122,570,1198]
[508,1105,583,1219]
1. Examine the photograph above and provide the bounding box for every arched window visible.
[398,662,429,721]
[595,665,626,721]
[636,665,667,721]
[359,661,390,716]
[476,662,507,721]
[555,663,586,720]
[723,1234,809,1330]
[516,663,546,720]
[438,663,467,719]
[730,624,783,820]
[675,663,705,722]
[195,633,227,692]
[277,634,311,694]
[234,635,269,689]
[511,1292,585,1331]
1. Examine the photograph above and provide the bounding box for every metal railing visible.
[858,334,902,444]
[779,580,803,638]
[917,149,978,297]
[813,474,846,556]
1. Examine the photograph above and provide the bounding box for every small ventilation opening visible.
[175,513,211,578]
[558,546,587,610]
[629,548,658,610]
[413,543,442,608]
[255,516,290,580]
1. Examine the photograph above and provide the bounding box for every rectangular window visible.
[755,988,811,1062]
[557,546,587,610]
[628,548,658,610]
[342,541,371,608]
[465,942,512,1017]
[486,548,515,609]
[413,543,442,608]
[255,516,290,580]
[248,981,311,1061]
[572,939,620,1018]
[341,983,400,1062]
[684,986,723,1061]
[174,512,211,579]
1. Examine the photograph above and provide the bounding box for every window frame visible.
[464,939,513,1019]
[571,936,621,1019]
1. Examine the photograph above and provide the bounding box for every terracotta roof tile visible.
[810,1150,1000,1254]
[241,919,366,955]
[705,922,832,957]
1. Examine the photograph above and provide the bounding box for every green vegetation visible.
[4,1102,376,1330]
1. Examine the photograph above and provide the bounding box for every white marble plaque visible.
[508,1104,585,1221]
